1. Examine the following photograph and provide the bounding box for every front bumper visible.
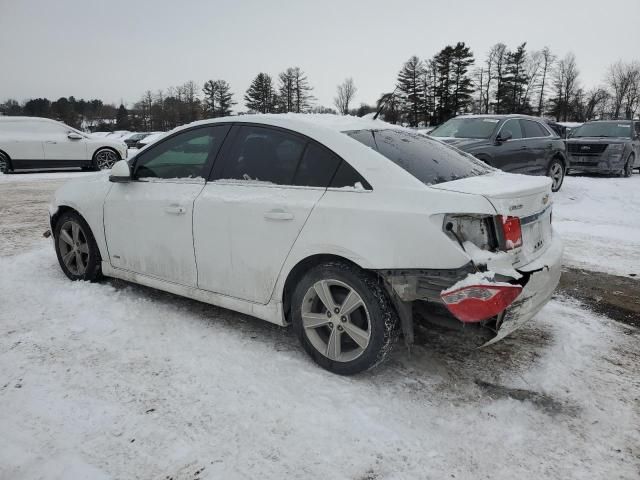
[483,233,563,345]
[569,155,624,173]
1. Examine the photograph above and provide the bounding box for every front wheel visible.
[292,262,399,375]
[547,158,565,192]
[93,148,119,170]
[622,154,634,178]
[53,211,102,281]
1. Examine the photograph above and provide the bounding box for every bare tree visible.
[549,53,580,121]
[606,60,639,118]
[537,47,555,115]
[490,43,508,113]
[334,78,357,115]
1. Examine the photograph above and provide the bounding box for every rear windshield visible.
[430,117,500,139]
[345,129,491,186]
[572,122,632,138]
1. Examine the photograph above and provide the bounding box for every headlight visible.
[608,144,624,153]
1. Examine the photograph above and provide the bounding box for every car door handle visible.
[165,205,187,215]
[518,146,529,150]
[264,209,294,221]
[45,140,57,144]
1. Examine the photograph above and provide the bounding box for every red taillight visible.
[440,284,522,323]
[498,215,523,250]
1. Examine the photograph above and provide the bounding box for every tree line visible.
[2,45,639,131]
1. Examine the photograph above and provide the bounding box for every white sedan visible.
[49,114,562,374]
[0,116,127,173]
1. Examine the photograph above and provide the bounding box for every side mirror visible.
[496,130,512,143]
[109,160,131,183]
[68,132,83,140]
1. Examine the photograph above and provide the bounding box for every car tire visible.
[0,152,11,174]
[54,211,102,282]
[291,261,399,375]
[547,158,565,192]
[622,154,634,178]
[93,148,120,170]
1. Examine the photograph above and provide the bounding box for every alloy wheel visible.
[95,149,118,169]
[549,162,564,191]
[58,220,90,275]
[301,279,371,362]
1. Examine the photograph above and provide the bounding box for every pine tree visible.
[244,73,277,113]
[202,80,235,118]
[449,42,475,115]
[396,56,427,126]
[116,104,129,129]
[498,43,530,113]
[278,67,315,113]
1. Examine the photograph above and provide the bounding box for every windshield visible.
[345,129,492,186]
[572,122,632,138]
[430,117,500,139]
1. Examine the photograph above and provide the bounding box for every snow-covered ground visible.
[554,174,640,277]
[1,245,638,479]
[0,170,639,478]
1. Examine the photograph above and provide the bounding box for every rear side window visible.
[220,126,305,184]
[292,143,341,187]
[345,129,490,186]
[521,120,549,138]
[330,161,372,189]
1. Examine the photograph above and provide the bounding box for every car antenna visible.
[373,86,399,120]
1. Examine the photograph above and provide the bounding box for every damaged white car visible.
[49,114,562,375]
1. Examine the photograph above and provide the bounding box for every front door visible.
[103,125,230,286]
[41,123,87,162]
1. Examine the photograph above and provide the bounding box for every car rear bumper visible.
[483,233,563,345]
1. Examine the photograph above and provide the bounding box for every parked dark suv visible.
[430,114,567,191]
[565,120,640,177]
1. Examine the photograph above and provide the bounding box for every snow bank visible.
[554,174,640,277]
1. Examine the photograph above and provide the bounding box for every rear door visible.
[104,125,230,287]
[492,119,531,173]
[520,119,553,174]
[0,120,45,166]
[193,125,339,304]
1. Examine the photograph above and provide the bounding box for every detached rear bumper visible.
[484,234,563,345]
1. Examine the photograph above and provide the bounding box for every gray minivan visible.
[430,114,567,191]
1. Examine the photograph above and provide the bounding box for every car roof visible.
[0,116,64,124]
[452,114,547,121]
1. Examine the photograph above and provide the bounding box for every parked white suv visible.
[49,114,562,375]
[0,116,127,173]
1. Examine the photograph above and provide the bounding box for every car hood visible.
[567,137,627,144]
[434,137,490,151]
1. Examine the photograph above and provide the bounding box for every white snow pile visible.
[553,174,640,277]
[1,244,638,479]
[440,270,513,295]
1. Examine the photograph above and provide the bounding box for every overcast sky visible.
[1,0,639,110]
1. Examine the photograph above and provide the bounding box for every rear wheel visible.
[292,261,399,375]
[93,148,119,170]
[547,158,565,192]
[0,152,11,173]
[54,211,102,281]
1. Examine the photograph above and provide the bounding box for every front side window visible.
[573,121,632,138]
[134,125,229,179]
[500,119,523,140]
[345,129,491,186]
[430,117,500,139]
[521,119,550,138]
[219,126,306,185]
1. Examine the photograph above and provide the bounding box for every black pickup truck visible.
[565,120,640,177]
